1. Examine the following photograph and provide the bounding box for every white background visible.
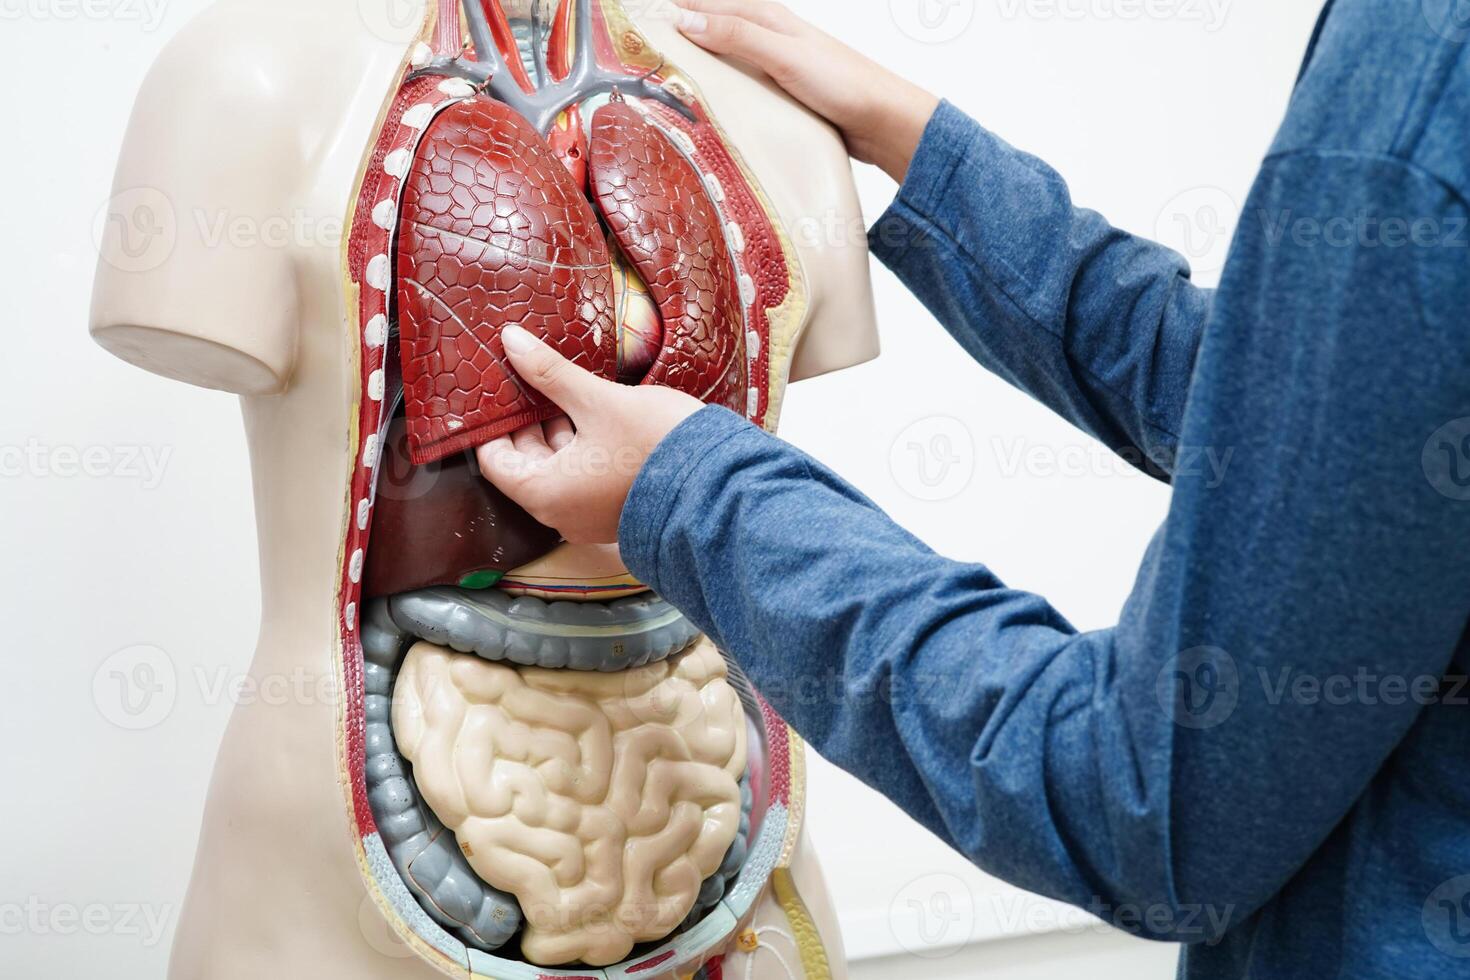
[0,0,1326,977]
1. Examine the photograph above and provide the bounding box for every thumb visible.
[501,325,611,419]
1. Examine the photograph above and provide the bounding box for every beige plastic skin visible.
[394,639,747,967]
[88,1,862,976]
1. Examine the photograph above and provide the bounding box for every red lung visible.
[397,98,617,465]
[589,100,747,410]
[396,94,750,469]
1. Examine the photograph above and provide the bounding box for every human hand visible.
[475,326,705,544]
[672,0,939,182]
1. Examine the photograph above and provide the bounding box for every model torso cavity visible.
[360,0,807,603]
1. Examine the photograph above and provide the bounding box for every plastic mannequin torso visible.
[90,2,877,976]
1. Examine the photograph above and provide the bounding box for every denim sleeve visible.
[870,101,1213,478]
[619,149,1470,938]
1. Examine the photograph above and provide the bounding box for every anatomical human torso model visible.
[90,1,878,977]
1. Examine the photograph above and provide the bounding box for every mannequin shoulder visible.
[140,0,417,135]
[90,0,424,394]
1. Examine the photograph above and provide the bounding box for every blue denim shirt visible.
[620,1,1470,975]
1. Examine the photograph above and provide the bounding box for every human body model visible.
[90,1,881,976]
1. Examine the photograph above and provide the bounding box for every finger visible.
[674,0,801,34]
[478,451,561,525]
[476,436,530,491]
[675,6,796,71]
[501,325,609,420]
[544,415,575,452]
[510,421,554,461]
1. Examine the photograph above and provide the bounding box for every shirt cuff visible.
[618,404,752,589]
[869,99,983,264]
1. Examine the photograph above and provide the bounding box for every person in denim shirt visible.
[477,1,1470,975]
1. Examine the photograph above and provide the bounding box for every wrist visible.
[858,82,939,183]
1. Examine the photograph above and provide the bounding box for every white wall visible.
[0,0,1324,976]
